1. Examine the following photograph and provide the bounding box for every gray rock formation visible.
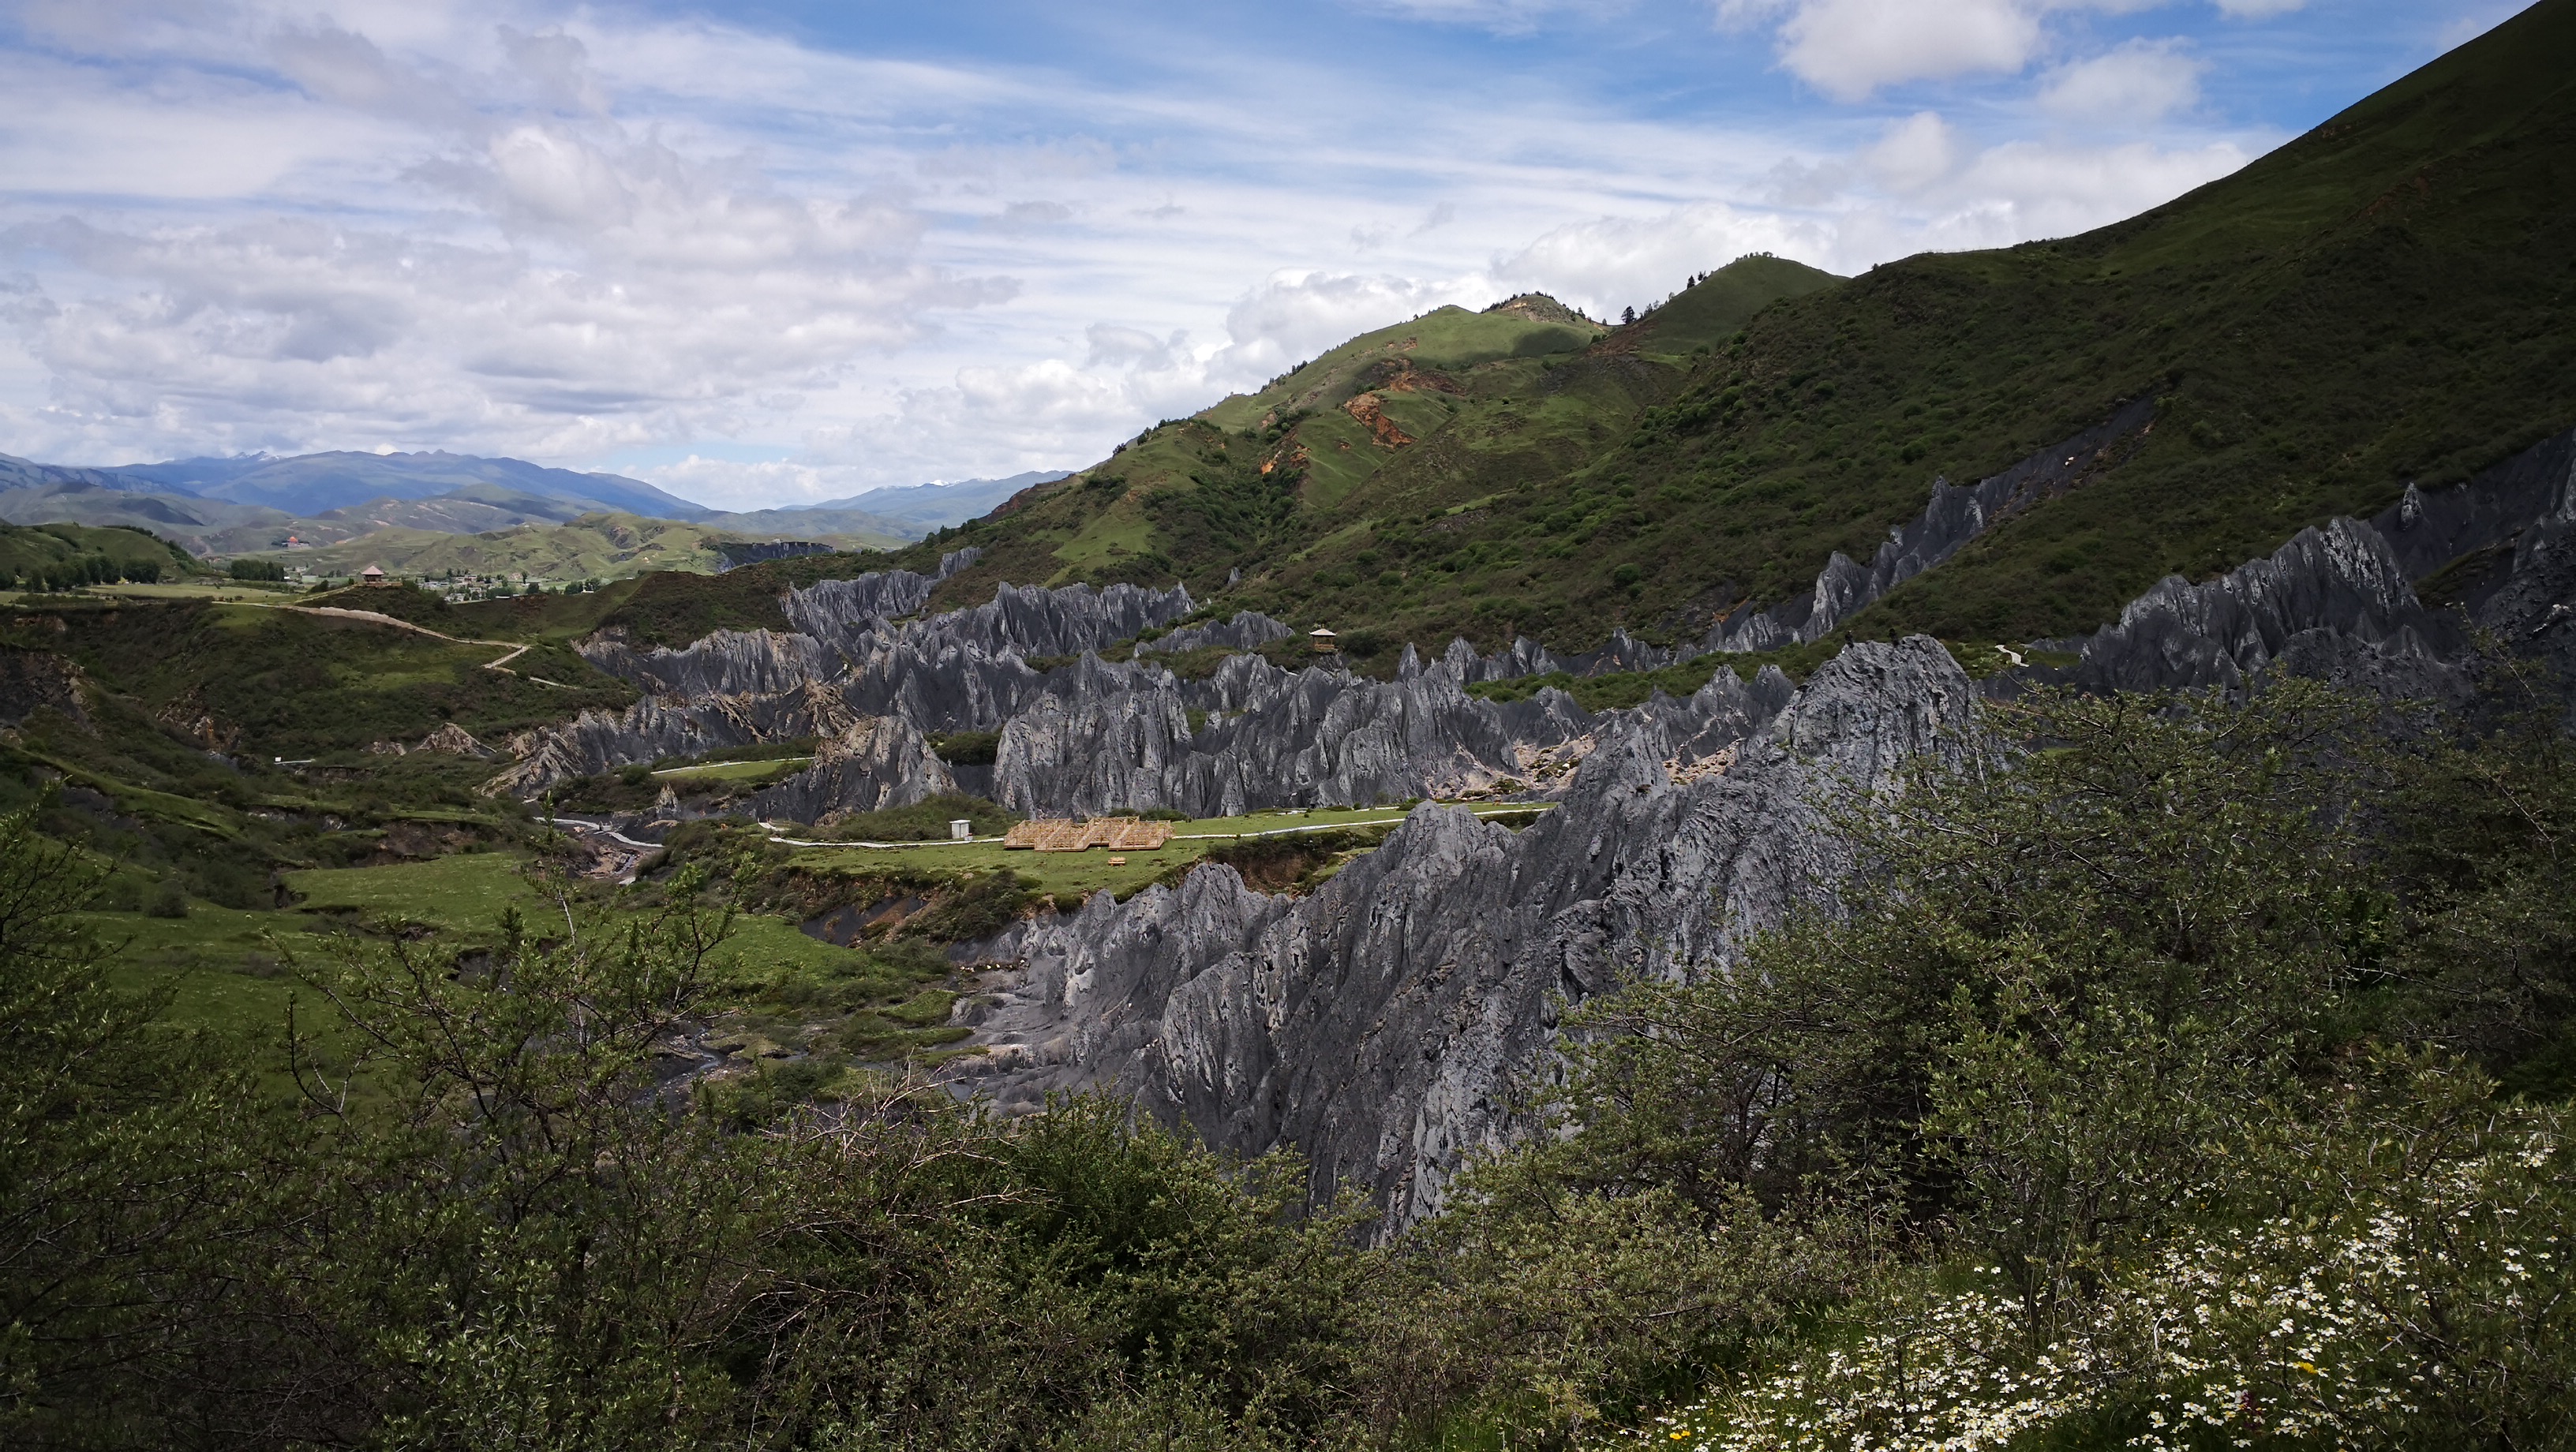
[489,680,868,795]
[506,572,1194,796]
[582,628,846,700]
[987,657,1196,818]
[954,638,1974,1229]
[1705,397,2159,653]
[1141,611,1296,654]
[987,651,1599,819]
[748,717,956,821]
[2055,517,2469,700]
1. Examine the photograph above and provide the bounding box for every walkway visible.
[271,604,576,687]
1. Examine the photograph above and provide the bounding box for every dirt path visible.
[269,604,575,686]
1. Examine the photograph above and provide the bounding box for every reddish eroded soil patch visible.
[1342,394,1417,449]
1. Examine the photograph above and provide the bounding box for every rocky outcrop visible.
[489,680,868,795]
[2055,518,2469,701]
[900,582,1193,661]
[517,568,1191,797]
[987,650,1600,819]
[0,647,86,728]
[954,638,1972,1229]
[369,723,495,758]
[1706,397,2159,653]
[582,628,845,701]
[2370,430,2576,585]
[747,717,955,821]
[1142,611,1296,654]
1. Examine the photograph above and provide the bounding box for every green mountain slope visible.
[884,2,2573,657]
[0,522,202,587]
[919,260,1835,624]
[259,511,903,585]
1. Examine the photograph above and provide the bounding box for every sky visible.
[0,0,2532,510]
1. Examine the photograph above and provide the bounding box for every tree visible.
[0,793,277,1446]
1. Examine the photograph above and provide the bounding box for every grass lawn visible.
[280,850,863,979]
[655,757,811,784]
[783,801,1551,901]
[99,800,1555,1041]
[284,851,540,933]
[93,900,324,1042]
[88,582,306,604]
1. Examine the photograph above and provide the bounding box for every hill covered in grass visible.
[0,522,202,588]
[271,511,903,585]
[864,2,2574,659]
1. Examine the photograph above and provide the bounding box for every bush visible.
[927,730,1000,765]
[144,883,188,919]
[227,559,287,582]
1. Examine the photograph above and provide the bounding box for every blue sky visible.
[0,0,2529,508]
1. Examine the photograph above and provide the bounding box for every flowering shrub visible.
[1630,1086,2574,1451]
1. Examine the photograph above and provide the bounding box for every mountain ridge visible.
[859,5,2575,660]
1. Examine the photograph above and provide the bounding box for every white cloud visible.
[2039,39,2204,125]
[1864,111,1960,192]
[1208,271,1492,379]
[1774,0,2045,100]
[1494,202,1827,316]
[1728,0,2221,100]
[0,0,2297,501]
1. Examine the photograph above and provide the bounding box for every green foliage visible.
[1457,678,2576,1450]
[928,729,1002,765]
[0,792,275,1444]
[0,522,193,593]
[814,793,1020,843]
[227,558,288,582]
[0,598,635,757]
[2371,657,2576,1093]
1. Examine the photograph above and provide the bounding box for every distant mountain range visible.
[0,449,1069,571]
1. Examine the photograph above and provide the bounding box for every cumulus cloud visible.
[1865,111,1960,192]
[1494,202,1824,316]
[0,4,1017,469]
[0,0,2301,501]
[1721,0,2233,100]
[2039,39,2204,125]
[1773,0,2045,101]
[1208,271,1491,379]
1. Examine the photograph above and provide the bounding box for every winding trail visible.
[268,604,577,687]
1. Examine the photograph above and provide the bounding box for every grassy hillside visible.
[869,4,2574,658]
[257,511,904,585]
[0,522,201,588]
[913,261,1834,627]
[1612,0,2576,645]
[0,597,633,758]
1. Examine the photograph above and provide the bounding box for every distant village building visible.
[360,565,388,586]
[1309,627,1338,654]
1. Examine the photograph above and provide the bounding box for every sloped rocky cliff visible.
[749,717,956,821]
[989,650,1597,818]
[956,639,1974,1228]
[2054,518,2469,701]
[1705,398,2161,653]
